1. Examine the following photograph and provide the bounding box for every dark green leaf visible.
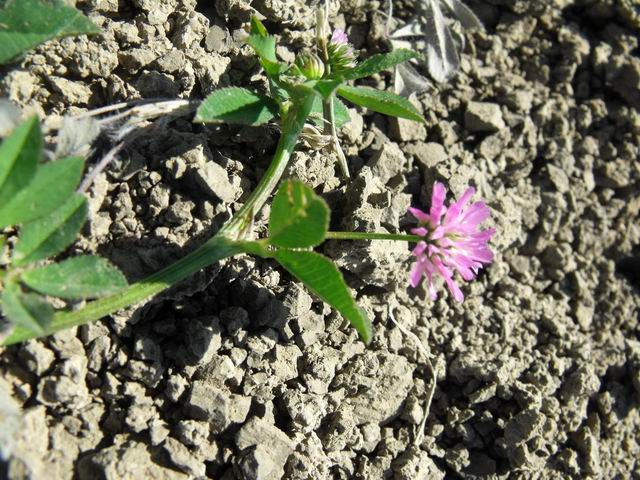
[195,87,279,126]
[273,250,372,343]
[0,116,41,207]
[342,49,418,81]
[13,193,88,266]
[269,180,329,249]
[309,96,350,129]
[1,282,52,334]
[337,85,425,122]
[22,255,127,300]
[0,156,84,228]
[0,0,100,65]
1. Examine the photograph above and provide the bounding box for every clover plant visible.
[0,10,495,346]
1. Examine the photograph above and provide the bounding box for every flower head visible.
[408,182,495,302]
[327,29,356,72]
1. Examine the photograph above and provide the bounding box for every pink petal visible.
[409,262,424,288]
[429,182,447,224]
[444,186,475,226]
[412,240,427,257]
[331,29,349,45]
[433,257,465,302]
[460,202,491,227]
[408,207,430,223]
[411,227,428,237]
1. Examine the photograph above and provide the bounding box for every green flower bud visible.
[295,51,325,80]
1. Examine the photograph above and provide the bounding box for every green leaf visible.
[249,16,269,37]
[273,250,372,343]
[0,0,100,65]
[268,180,329,249]
[309,96,350,129]
[247,33,277,63]
[313,79,342,99]
[342,49,419,81]
[0,116,41,207]
[21,255,127,300]
[337,85,425,122]
[0,156,84,229]
[246,17,283,77]
[13,193,87,266]
[1,282,53,335]
[195,87,279,126]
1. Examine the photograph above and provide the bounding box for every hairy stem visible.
[2,96,315,346]
[325,231,423,243]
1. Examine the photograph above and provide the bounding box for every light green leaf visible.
[249,15,269,37]
[342,49,419,81]
[195,87,279,126]
[309,96,350,129]
[268,180,329,249]
[246,17,282,76]
[0,116,41,207]
[273,250,372,343]
[337,85,425,122]
[0,0,100,65]
[1,282,53,335]
[13,193,88,266]
[0,156,84,228]
[22,255,127,300]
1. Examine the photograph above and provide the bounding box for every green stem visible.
[2,96,316,346]
[3,238,244,345]
[219,94,316,238]
[325,231,424,243]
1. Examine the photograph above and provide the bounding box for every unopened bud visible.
[295,51,325,80]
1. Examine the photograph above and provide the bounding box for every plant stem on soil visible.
[326,231,423,243]
[2,96,316,346]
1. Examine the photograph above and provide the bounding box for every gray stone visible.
[171,12,209,50]
[465,101,505,132]
[389,114,427,142]
[175,420,209,447]
[78,438,186,480]
[547,164,570,193]
[412,142,448,168]
[18,342,55,375]
[118,48,157,71]
[367,142,407,184]
[393,448,445,479]
[504,409,546,444]
[205,25,231,53]
[87,0,119,12]
[185,381,251,432]
[163,437,205,477]
[561,365,601,402]
[49,77,92,105]
[165,200,194,224]
[155,49,186,74]
[236,444,279,480]
[185,317,222,364]
[236,417,294,480]
[333,352,414,425]
[125,404,155,433]
[190,161,236,203]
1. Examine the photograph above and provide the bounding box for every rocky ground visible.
[1,0,640,478]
